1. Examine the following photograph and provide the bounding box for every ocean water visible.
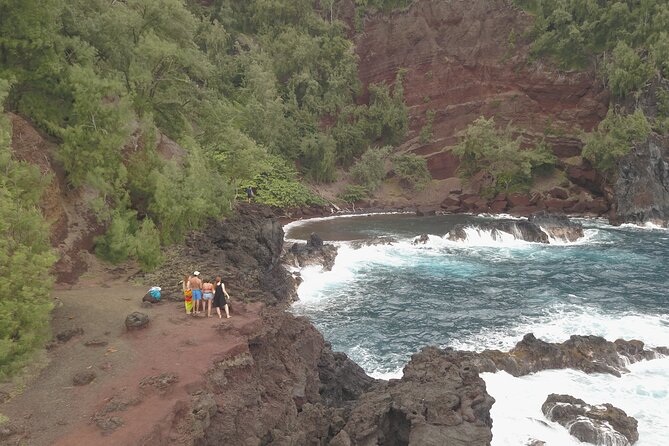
[286,214,669,446]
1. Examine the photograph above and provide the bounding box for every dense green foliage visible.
[246,160,326,208]
[0,0,409,269]
[338,184,370,204]
[0,84,57,377]
[0,0,414,372]
[391,153,432,191]
[453,117,555,197]
[517,0,669,97]
[582,109,651,174]
[349,146,389,192]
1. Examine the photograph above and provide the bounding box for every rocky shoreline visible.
[133,205,665,445]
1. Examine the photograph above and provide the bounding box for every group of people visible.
[182,271,231,319]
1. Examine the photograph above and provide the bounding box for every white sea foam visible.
[484,357,669,446]
[447,303,669,352]
[289,213,668,445]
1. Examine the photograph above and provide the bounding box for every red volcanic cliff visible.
[354,0,610,214]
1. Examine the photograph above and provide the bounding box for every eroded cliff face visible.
[612,79,669,224]
[354,0,610,214]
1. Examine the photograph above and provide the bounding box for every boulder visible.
[285,233,338,271]
[412,234,430,244]
[72,370,96,386]
[547,187,569,200]
[528,212,584,242]
[508,193,532,208]
[125,312,150,331]
[440,196,461,209]
[56,327,84,343]
[542,394,638,445]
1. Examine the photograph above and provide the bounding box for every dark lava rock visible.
[529,211,584,242]
[125,312,149,330]
[84,338,108,347]
[526,440,546,446]
[94,415,124,434]
[448,214,584,244]
[542,394,638,445]
[412,233,430,244]
[337,347,494,446]
[349,236,397,248]
[448,220,549,243]
[613,131,669,225]
[475,334,666,377]
[136,204,293,305]
[285,232,338,271]
[72,370,96,386]
[318,348,376,407]
[56,327,84,343]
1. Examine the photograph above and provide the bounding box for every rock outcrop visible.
[542,394,638,446]
[284,232,339,271]
[448,214,584,244]
[337,347,495,446]
[613,132,669,225]
[139,204,295,305]
[473,334,667,378]
[528,212,585,242]
[448,220,549,243]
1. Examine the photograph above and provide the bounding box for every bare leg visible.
[215,306,222,319]
[207,300,212,317]
[224,304,230,318]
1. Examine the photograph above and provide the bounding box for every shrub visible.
[605,42,653,97]
[0,98,57,377]
[338,185,370,204]
[452,117,555,197]
[249,159,326,208]
[582,109,652,174]
[419,109,435,144]
[392,153,432,191]
[349,146,389,191]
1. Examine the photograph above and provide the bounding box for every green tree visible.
[605,41,653,97]
[452,117,555,197]
[349,146,389,191]
[0,84,57,377]
[582,108,651,174]
[392,153,432,191]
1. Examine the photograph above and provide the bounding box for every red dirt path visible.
[0,277,262,446]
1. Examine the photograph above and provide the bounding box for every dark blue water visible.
[287,214,669,378]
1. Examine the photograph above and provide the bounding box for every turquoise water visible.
[286,214,669,446]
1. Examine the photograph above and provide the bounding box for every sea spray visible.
[287,213,669,445]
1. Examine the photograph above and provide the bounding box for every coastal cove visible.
[286,213,669,446]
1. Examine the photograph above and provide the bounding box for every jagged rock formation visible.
[447,214,584,243]
[613,132,669,225]
[542,394,638,446]
[335,347,495,446]
[471,334,667,378]
[528,212,585,242]
[284,232,339,271]
[139,204,295,305]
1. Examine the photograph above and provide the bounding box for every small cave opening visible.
[378,407,410,446]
